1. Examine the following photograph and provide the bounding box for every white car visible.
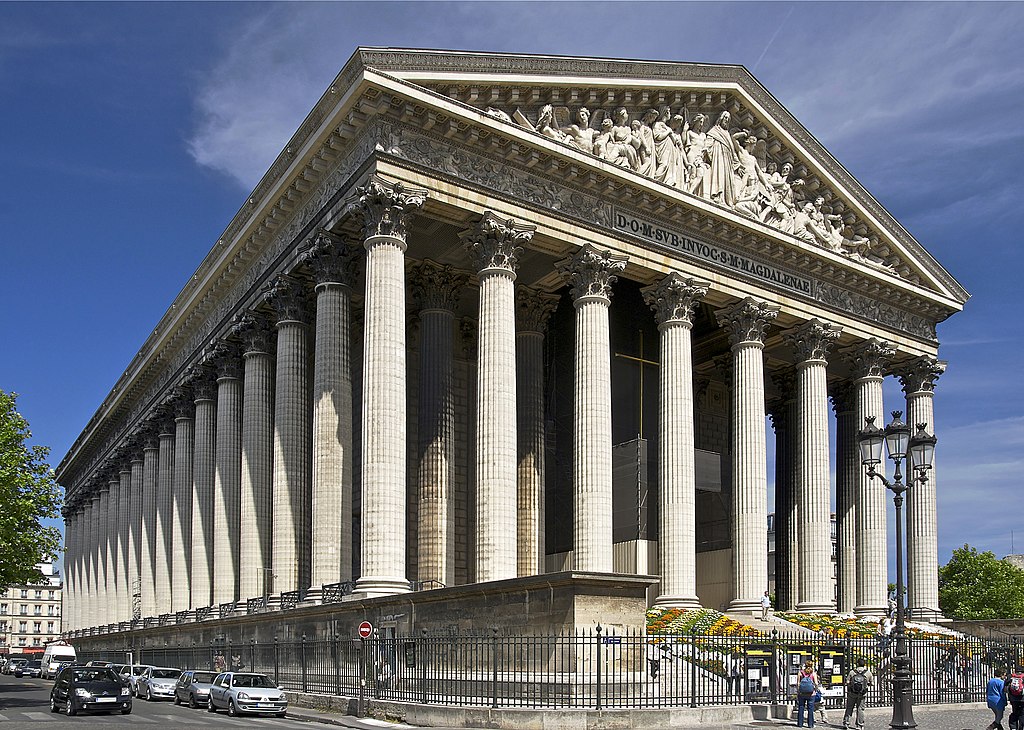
[136,666,180,701]
[207,672,287,717]
[124,665,151,694]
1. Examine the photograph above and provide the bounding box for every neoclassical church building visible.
[59,49,967,636]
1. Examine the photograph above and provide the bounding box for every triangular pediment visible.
[335,48,966,311]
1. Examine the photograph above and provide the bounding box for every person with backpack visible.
[987,667,1008,730]
[842,660,874,730]
[796,660,820,728]
[1005,665,1024,730]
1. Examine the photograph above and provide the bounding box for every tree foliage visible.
[938,544,1024,620]
[0,390,62,589]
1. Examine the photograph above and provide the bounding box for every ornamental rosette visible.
[556,244,628,302]
[641,273,710,326]
[353,177,426,241]
[461,211,533,275]
[783,319,841,363]
[715,297,780,346]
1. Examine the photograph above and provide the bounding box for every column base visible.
[653,595,702,610]
[303,587,323,604]
[354,575,411,598]
[854,604,888,618]
[728,598,762,613]
[795,601,836,613]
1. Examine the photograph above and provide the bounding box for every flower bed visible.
[777,612,955,640]
[646,607,760,637]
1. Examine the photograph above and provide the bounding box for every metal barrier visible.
[72,629,1006,710]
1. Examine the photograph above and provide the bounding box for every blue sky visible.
[2,2,1022,578]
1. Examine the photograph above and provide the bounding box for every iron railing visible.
[73,629,1009,710]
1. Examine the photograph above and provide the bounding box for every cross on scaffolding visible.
[613,330,659,440]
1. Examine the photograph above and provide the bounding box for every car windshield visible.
[232,674,274,688]
[192,672,216,683]
[152,668,180,679]
[51,655,75,663]
[132,666,149,676]
[73,669,119,682]
[27,661,42,668]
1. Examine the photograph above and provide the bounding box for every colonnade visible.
[61,177,944,632]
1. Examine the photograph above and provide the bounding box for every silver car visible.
[136,666,180,701]
[124,665,151,694]
[174,669,217,708]
[207,672,287,717]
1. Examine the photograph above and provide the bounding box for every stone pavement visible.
[284,702,990,729]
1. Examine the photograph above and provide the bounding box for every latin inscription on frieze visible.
[613,210,813,296]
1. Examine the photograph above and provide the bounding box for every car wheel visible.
[188,693,197,709]
[121,706,132,715]
[65,698,77,716]
[146,686,153,701]
[277,712,287,718]
[173,693,180,705]
[207,698,217,713]
[227,699,238,717]
[49,696,59,713]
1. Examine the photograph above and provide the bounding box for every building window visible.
[32,638,40,646]
[33,622,41,633]
[48,591,55,600]
[19,621,27,633]
[0,603,7,614]
[19,605,27,615]
[48,606,54,616]
[47,622,54,632]
[34,606,41,616]
[34,590,42,600]
[20,590,27,599]
[18,637,26,646]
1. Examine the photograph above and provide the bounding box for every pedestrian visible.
[231,653,244,671]
[842,659,873,730]
[875,617,893,654]
[727,652,743,697]
[213,653,226,673]
[812,667,829,726]
[796,660,820,728]
[987,667,1008,730]
[887,595,897,619]
[761,591,772,621]
[1005,665,1024,730]
[646,638,663,680]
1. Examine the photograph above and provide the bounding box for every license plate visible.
[95,697,117,703]
[256,703,274,708]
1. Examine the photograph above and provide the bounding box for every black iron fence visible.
[75,629,1011,710]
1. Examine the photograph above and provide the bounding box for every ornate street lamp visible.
[858,411,936,730]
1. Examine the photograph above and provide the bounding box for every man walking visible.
[842,659,873,730]
[761,591,772,621]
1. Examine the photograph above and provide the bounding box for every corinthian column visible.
[236,314,274,604]
[830,383,858,614]
[464,214,532,582]
[267,275,311,596]
[105,476,119,625]
[515,287,559,577]
[643,274,709,608]
[899,356,945,620]
[410,261,467,586]
[89,491,102,627]
[129,455,144,621]
[716,297,779,612]
[140,437,159,618]
[785,319,841,612]
[353,178,425,596]
[303,231,358,593]
[170,394,194,614]
[557,244,628,573]
[118,465,132,622]
[213,345,243,606]
[845,339,895,616]
[154,422,175,615]
[190,371,217,609]
[768,369,798,611]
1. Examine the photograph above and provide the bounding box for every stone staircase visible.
[724,610,817,636]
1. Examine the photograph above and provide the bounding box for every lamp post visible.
[858,411,936,730]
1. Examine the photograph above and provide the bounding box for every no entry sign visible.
[357,621,373,638]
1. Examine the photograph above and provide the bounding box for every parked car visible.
[124,665,151,694]
[6,658,28,676]
[207,672,287,717]
[174,669,217,708]
[136,666,180,701]
[49,666,132,716]
[25,659,44,678]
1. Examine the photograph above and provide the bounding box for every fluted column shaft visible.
[788,320,840,612]
[355,179,425,596]
[214,362,242,605]
[104,482,117,625]
[89,495,101,628]
[515,289,558,577]
[154,429,175,615]
[238,322,274,603]
[65,512,77,630]
[118,468,131,622]
[901,356,944,619]
[191,388,216,609]
[717,298,779,611]
[832,388,859,614]
[770,396,799,611]
[129,458,144,621]
[140,443,159,618]
[171,413,194,613]
[305,232,357,591]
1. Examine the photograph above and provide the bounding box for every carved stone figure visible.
[636,108,658,177]
[733,134,771,219]
[562,107,597,155]
[684,113,708,195]
[484,107,513,124]
[536,104,567,143]
[612,107,640,170]
[652,106,679,187]
[668,113,689,187]
[704,111,744,208]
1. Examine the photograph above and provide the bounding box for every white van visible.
[41,642,77,679]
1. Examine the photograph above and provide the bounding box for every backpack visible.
[849,668,869,696]
[798,673,815,697]
[1008,673,1024,700]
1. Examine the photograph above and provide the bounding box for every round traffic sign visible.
[358,621,373,638]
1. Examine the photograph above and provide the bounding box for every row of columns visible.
[62,176,943,632]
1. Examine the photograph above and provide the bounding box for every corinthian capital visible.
[715,297,780,346]
[231,311,274,355]
[516,286,560,333]
[265,274,308,324]
[783,319,842,363]
[844,338,896,379]
[410,260,468,312]
[898,355,946,395]
[461,211,533,275]
[353,177,426,242]
[556,244,628,303]
[641,273,710,326]
[301,229,359,287]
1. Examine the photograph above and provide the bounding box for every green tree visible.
[0,390,62,589]
[938,544,1024,620]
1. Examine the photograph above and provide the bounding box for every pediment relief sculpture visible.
[482,102,897,277]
